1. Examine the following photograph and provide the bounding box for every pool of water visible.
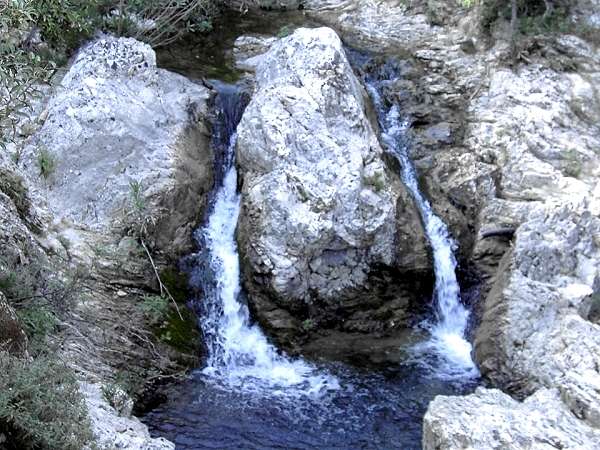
[144,361,478,450]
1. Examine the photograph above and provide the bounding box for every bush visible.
[37,147,57,179]
[0,1,56,148]
[0,253,84,355]
[0,169,33,224]
[106,0,219,47]
[30,0,102,52]
[0,353,94,450]
[0,49,54,150]
[17,305,58,349]
[478,0,571,36]
[138,294,170,326]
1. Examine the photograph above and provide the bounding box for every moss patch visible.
[158,307,201,356]
[160,267,190,304]
[155,267,201,357]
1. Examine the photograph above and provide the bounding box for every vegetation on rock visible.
[0,353,94,450]
[0,0,224,148]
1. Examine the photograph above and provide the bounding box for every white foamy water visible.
[366,82,479,379]
[197,85,338,396]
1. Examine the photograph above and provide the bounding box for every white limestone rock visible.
[81,382,174,450]
[19,36,213,256]
[423,388,600,450]
[475,198,600,429]
[235,27,426,306]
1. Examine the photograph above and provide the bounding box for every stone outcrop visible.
[423,387,600,450]
[19,36,213,257]
[0,36,217,448]
[475,198,600,424]
[235,27,430,353]
[0,167,42,359]
[81,382,174,450]
[464,20,600,438]
[233,35,276,72]
[304,0,435,52]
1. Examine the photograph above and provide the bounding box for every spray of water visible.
[365,78,479,380]
[194,82,338,396]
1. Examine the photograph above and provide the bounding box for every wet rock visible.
[19,36,213,258]
[233,35,277,72]
[236,27,429,351]
[303,328,422,368]
[423,388,600,450]
[298,0,600,443]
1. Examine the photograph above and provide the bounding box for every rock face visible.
[235,27,429,351]
[297,0,600,444]
[81,382,174,450]
[423,387,600,450]
[465,28,600,434]
[304,0,435,52]
[20,36,213,257]
[475,199,600,423]
[0,167,42,359]
[233,35,276,72]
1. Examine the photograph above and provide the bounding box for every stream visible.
[144,12,480,450]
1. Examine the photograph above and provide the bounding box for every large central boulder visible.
[235,27,429,353]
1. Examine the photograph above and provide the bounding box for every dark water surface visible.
[155,8,320,82]
[145,362,478,450]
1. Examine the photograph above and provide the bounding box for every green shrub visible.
[479,0,571,36]
[138,294,170,326]
[101,381,133,415]
[0,352,94,450]
[0,169,33,222]
[276,24,293,38]
[0,259,40,303]
[0,255,83,355]
[301,318,315,331]
[0,44,55,149]
[137,291,200,354]
[30,0,102,52]
[129,179,145,213]
[107,0,219,47]
[37,147,56,179]
[363,171,386,192]
[17,305,58,348]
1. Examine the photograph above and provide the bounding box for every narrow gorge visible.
[1,1,599,449]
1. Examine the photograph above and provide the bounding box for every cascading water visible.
[193,81,337,395]
[363,65,479,379]
[145,33,480,449]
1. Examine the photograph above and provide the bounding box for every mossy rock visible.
[156,268,201,358]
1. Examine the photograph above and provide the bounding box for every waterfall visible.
[192,81,338,396]
[364,71,479,379]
